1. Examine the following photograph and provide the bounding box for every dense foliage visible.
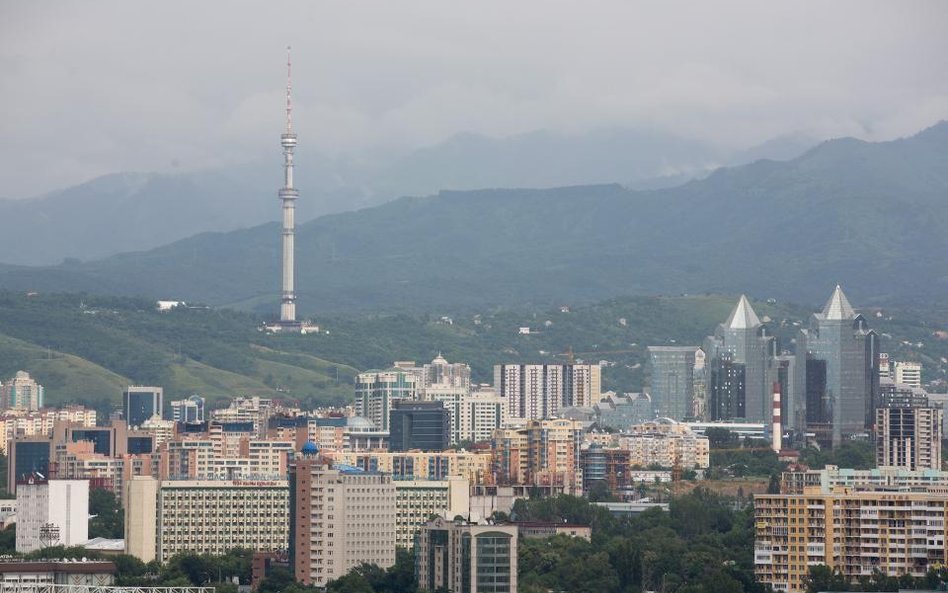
[799,440,875,470]
[805,564,948,592]
[89,488,124,539]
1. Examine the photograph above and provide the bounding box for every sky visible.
[1,1,947,199]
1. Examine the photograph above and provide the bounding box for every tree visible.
[89,488,124,539]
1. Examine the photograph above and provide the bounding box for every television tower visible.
[279,46,299,324]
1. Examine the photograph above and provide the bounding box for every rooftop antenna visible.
[285,45,293,134]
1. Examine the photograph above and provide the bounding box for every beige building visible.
[781,465,948,495]
[893,361,923,389]
[491,418,585,494]
[124,476,289,563]
[289,452,397,587]
[394,477,469,549]
[416,517,518,593]
[620,420,709,469]
[754,488,948,593]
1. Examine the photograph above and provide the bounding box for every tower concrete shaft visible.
[279,46,298,323]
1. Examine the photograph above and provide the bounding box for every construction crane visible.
[555,346,638,364]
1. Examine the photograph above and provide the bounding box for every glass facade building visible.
[123,386,163,428]
[647,347,698,420]
[389,400,451,452]
[795,286,879,446]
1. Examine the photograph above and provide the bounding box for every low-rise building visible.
[782,465,948,495]
[0,560,116,586]
[620,420,709,469]
[326,450,492,484]
[513,522,592,541]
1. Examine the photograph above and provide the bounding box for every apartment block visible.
[493,364,601,421]
[754,488,948,593]
[325,450,492,484]
[620,420,710,469]
[781,466,948,495]
[491,418,584,494]
[289,448,397,587]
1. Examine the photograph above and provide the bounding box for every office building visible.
[123,386,163,428]
[394,477,469,549]
[170,395,205,423]
[493,363,601,421]
[1,371,45,412]
[389,400,450,452]
[703,295,775,423]
[416,517,518,593]
[754,488,948,593]
[795,285,879,446]
[6,436,53,494]
[893,361,922,389]
[594,392,653,431]
[647,346,699,420]
[289,443,396,587]
[355,369,417,431]
[16,477,89,553]
[875,390,942,471]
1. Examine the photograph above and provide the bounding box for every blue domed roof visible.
[301,441,320,455]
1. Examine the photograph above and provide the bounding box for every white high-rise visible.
[16,478,89,553]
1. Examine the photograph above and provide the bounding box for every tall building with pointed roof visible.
[703,295,775,422]
[795,285,879,446]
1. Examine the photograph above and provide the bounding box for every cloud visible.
[1,0,947,198]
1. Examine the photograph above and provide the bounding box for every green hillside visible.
[2,291,942,417]
[0,123,945,312]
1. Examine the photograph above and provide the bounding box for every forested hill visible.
[0,123,945,314]
[0,292,943,415]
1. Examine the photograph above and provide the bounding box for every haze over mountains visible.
[0,127,817,266]
[0,122,944,313]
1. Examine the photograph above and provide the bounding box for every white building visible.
[15,478,89,553]
[493,363,602,421]
[893,361,922,389]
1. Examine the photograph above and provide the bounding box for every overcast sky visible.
[1,1,947,199]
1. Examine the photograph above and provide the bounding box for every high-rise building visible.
[795,286,879,446]
[355,369,417,431]
[123,386,163,428]
[878,353,891,380]
[15,477,89,553]
[493,364,601,421]
[416,517,519,593]
[875,385,942,471]
[754,488,948,593]
[389,400,450,452]
[289,443,396,587]
[170,395,205,423]
[394,477,469,549]
[1,371,45,411]
[703,295,775,423]
[491,419,584,494]
[707,352,745,421]
[893,361,922,389]
[647,347,698,420]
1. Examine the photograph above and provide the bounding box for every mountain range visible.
[0,122,944,313]
[0,127,815,266]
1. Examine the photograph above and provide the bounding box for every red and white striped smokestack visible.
[771,382,782,453]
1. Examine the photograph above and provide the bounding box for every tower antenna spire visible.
[285,45,293,134]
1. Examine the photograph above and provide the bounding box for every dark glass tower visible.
[796,286,879,446]
[703,295,774,421]
[389,400,450,452]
